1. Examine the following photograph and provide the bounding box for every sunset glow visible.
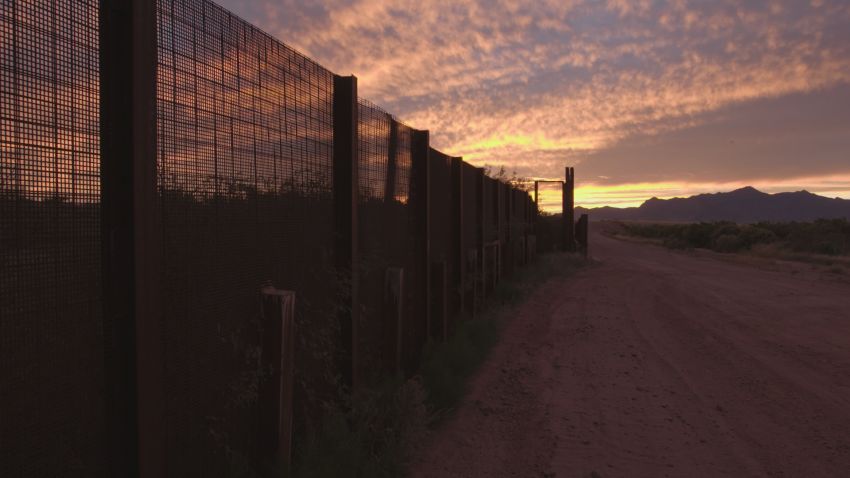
[527,174,850,213]
[220,0,850,208]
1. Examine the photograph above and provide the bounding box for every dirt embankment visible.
[412,232,850,478]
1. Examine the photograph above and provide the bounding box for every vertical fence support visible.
[411,130,430,342]
[534,180,539,213]
[533,183,539,226]
[259,287,296,474]
[333,75,359,388]
[100,1,163,476]
[384,118,398,203]
[504,182,512,277]
[563,167,575,252]
[451,157,464,321]
[495,182,503,284]
[476,168,485,307]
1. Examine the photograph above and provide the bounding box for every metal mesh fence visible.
[427,148,457,333]
[156,0,336,474]
[0,1,106,475]
[1,1,543,474]
[358,99,390,200]
[481,176,499,294]
[460,162,481,314]
[356,100,425,378]
[509,188,530,269]
[497,180,505,242]
[394,122,411,203]
[483,176,498,243]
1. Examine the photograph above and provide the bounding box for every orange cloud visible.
[220,0,850,205]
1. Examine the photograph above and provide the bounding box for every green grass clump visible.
[294,379,429,478]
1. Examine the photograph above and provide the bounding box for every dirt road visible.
[412,232,850,478]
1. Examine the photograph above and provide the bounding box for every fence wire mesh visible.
[0,1,106,475]
[356,100,426,378]
[156,0,336,474]
[460,162,481,314]
[357,99,390,201]
[427,148,457,332]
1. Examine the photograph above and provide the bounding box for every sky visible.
[218,0,850,210]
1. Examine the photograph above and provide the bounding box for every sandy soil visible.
[411,232,850,478]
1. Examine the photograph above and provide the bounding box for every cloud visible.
[219,0,850,203]
[580,84,850,186]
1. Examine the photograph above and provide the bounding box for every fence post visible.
[411,130,430,343]
[384,118,398,203]
[496,182,503,284]
[504,182,512,277]
[259,287,296,473]
[100,1,163,476]
[451,157,464,321]
[563,167,575,252]
[333,75,359,388]
[534,181,539,210]
[476,168,485,308]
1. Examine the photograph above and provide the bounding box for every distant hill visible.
[576,186,850,223]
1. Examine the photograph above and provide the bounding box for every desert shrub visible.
[713,233,744,252]
[618,219,850,258]
[682,222,718,249]
[784,219,850,256]
[662,236,691,250]
[811,240,844,256]
[295,380,429,478]
[621,223,678,240]
[737,225,777,249]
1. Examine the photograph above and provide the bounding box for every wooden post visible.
[333,75,358,387]
[259,287,296,474]
[100,1,162,476]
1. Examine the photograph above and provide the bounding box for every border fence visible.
[0,1,550,476]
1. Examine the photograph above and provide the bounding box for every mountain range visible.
[575,186,850,223]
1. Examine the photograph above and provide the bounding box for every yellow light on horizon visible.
[456,134,597,159]
[533,175,850,213]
